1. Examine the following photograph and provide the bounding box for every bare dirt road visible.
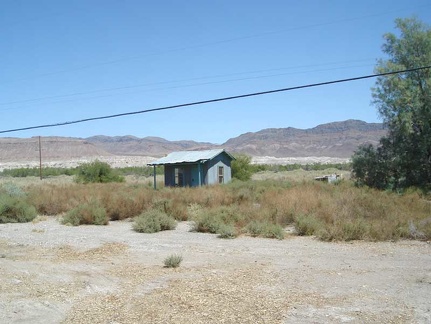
[0,217,430,323]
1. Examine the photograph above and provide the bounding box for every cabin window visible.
[218,166,224,184]
[175,168,184,186]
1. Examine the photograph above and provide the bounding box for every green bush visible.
[245,221,284,240]
[217,223,237,239]
[0,194,37,223]
[294,214,322,236]
[133,209,176,233]
[74,160,124,184]
[164,254,183,268]
[61,200,108,226]
[1,183,26,197]
[316,220,369,242]
[0,184,37,223]
[231,154,253,181]
[192,212,224,234]
[192,205,246,238]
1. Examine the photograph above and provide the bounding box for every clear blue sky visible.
[1,0,430,144]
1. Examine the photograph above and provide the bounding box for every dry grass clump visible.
[27,183,154,219]
[151,196,188,221]
[100,184,154,220]
[27,184,92,215]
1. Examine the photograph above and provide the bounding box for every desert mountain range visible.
[0,120,385,166]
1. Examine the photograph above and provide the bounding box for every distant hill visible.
[85,136,216,157]
[224,120,386,158]
[0,120,386,164]
[0,137,111,163]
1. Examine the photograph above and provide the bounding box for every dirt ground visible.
[0,217,430,324]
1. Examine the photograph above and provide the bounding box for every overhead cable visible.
[0,65,429,135]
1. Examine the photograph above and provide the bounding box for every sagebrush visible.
[61,200,108,226]
[0,183,37,223]
[164,254,183,268]
[133,209,176,233]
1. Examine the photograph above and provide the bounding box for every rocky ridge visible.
[0,120,385,169]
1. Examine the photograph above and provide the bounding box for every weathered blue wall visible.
[164,165,175,187]
[164,164,202,187]
[205,152,232,185]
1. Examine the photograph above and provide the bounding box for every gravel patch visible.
[1,218,430,323]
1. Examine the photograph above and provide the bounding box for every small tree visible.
[352,17,431,191]
[74,160,124,184]
[231,154,252,181]
[351,144,391,190]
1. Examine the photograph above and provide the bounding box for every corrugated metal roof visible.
[149,149,233,165]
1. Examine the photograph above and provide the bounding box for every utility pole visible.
[39,136,42,180]
[153,165,157,190]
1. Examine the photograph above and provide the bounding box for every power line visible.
[0,66,429,135]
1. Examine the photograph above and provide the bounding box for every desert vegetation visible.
[352,18,431,193]
[163,254,183,268]
[0,171,429,241]
[0,164,164,179]
[0,182,37,223]
[133,209,177,233]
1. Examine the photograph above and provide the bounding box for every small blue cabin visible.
[148,149,235,188]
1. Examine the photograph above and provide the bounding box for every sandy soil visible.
[0,217,430,323]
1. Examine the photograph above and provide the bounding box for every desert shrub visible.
[101,185,153,220]
[264,223,285,239]
[0,182,26,197]
[104,194,140,220]
[116,166,163,177]
[316,220,369,242]
[166,199,188,221]
[217,223,237,239]
[0,194,37,223]
[192,212,224,234]
[340,220,368,241]
[245,221,284,240]
[133,209,176,233]
[192,205,244,235]
[187,203,204,219]
[61,200,108,226]
[231,154,253,181]
[294,214,322,236]
[152,198,171,212]
[151,197,188,221]
[12,173,431,242]
[418,218,431,240]
[74,160,124,184]
[0,183,37,223]
[0,167,78,178]
[28,184,85,215]
[164,254,183,268]
[408,218,431,241]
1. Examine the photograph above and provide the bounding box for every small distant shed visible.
[314,174,342,183]
[148,149,235,188]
